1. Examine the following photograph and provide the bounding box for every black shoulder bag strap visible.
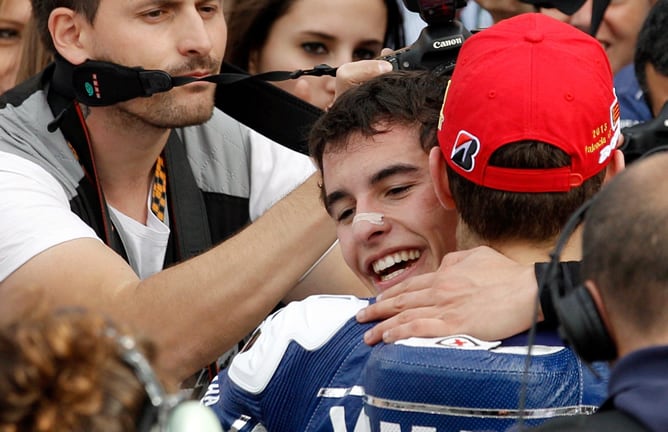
[215,62,325,156]
[162,131,213,266]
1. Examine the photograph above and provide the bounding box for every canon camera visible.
[621,101,668,164]
[382,0,471,73]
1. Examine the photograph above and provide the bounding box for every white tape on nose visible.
[352,212,384,226]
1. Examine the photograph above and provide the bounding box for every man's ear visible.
[429,147,456,210]
[603,131,627,184]
[48,7,92,65]
[603,147,625,184]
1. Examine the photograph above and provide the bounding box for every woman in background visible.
[0,0,31,93]
[224,0,404,110]
[14,10,51,85]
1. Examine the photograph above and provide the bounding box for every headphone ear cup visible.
[164,400,223,432]
[554,285,617,363]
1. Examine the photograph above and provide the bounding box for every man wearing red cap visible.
[360,12,625,430]
[427,11,626,329]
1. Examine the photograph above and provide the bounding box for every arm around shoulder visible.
[1,171,367,381]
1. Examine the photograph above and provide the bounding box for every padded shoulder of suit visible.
[228,295,370,394]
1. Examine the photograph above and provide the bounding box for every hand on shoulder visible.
[357,246,539,344]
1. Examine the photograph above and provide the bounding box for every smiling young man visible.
[317,100,457,294]
[0,0,373,389]
[325,17,621,428]
[201,69,456,431]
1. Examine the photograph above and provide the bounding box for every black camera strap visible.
[589,0,611,37]
[50,56,335,155]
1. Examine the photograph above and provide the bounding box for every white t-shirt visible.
[108,200,170,280]
[0,133,315,281]
[0,152,100,281]
[249,130,316,221]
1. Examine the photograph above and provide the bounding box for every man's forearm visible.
[0,174,345,381]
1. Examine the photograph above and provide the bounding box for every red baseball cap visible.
[437,13,621,193]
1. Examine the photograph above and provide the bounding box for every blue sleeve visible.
[201,373,265,432]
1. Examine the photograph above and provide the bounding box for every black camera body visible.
[383,0,471,73]
[621,101,668,164]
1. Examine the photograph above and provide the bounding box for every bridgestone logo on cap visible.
[451,130,480,172]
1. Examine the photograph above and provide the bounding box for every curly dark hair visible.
[309,69,448,171]
[308,69,449,208]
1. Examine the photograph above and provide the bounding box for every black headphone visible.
[518,197,612,430]
[542,198,616,363]
[107,328,223,432]
[544,145,668,363]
